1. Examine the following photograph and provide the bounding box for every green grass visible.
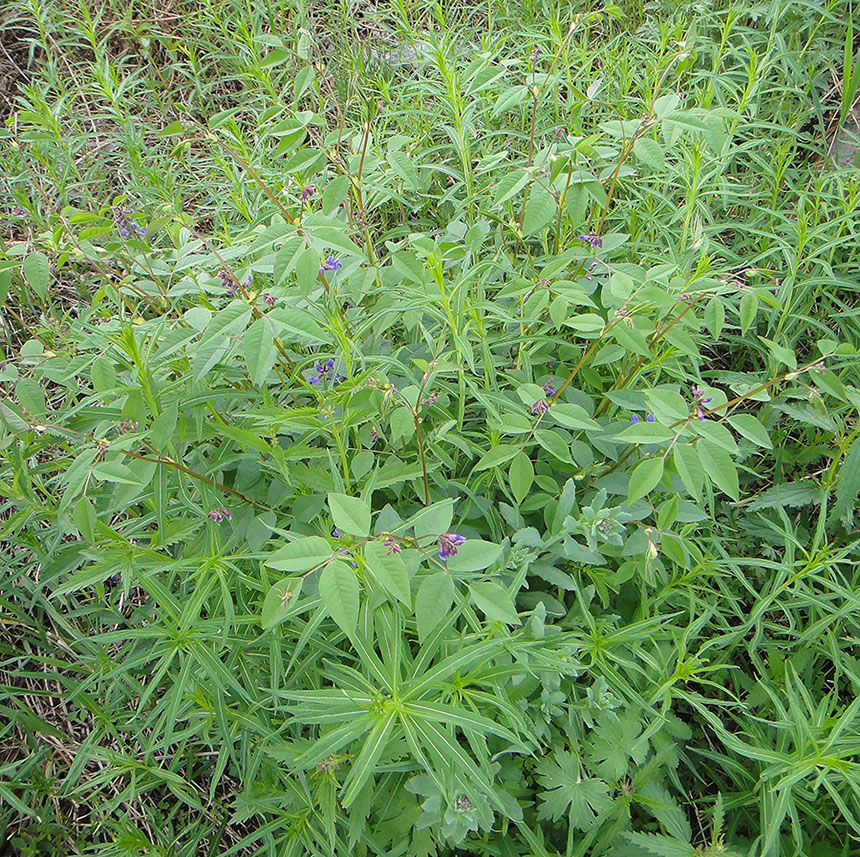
[2,0,860,855]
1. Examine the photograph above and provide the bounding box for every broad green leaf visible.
[698,440,739,500]
[23,252,49,300]
[475,444,520,471]
[243,317,277,386]
[494,169,529,206]
[534,429,573,463]
[266,536,333,572]
[319,560,359,633]
[522,187,557,236]
[728,414,772,449]
[509,451,534,505]
[550,403,600,431]
[628,456,664,503]
[409,499,454,539]
[617,423,675,443]
[16,378,45,418]
[364,540,411,606]
[469,580,520,625]
[328,492,371,537]
[269,307,328,344]
[261,577,304,629]
[834,436,860,522]
[388,150,419,190]
[633,137,666,170]
[415,572,455,640]
[739,292,758,335]
[92,460,144,485]
[445,540,503,572]
[673,443,702,499]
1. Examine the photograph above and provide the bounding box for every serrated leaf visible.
[469,580,520,625]
[621,832,696,857]
[328,493,371,537]
[319,560,359,633]
[265,536,333,572]
[415,572,455,640]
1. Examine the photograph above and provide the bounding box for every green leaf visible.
[328,493,371,537]
[522,187,557,236]
[415,572,455,641]
[739,292,758,335]
[534,429,573,463]
[409,499,454,539]
[633,137,666,170]
[23,252,49,300]
[364,541,411,606]
[295,246,321,295]
[243,317,277,386]
[16,378,45,418]
[265,536,333,572]
[509,451,534,505]
[445,540,503,572]
[698,440,739,500]
[628,457,664,503]
[269,307,328,344]
[834,436,860,522]
[673,443,702,499]
[621,832,696,857]
[549,403,600,431]
[261,577,304,629]
[388,150,419,190]
[475,444,520,471]
[493,169,529,206]
[616,423,676,443]
[319,560,359,633]
[92,460,144,485]
[728,414,772,449]
[469,580,520,625]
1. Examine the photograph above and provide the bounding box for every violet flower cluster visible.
[114,207,146,238]
[629,414,656,424]
[437,533,466,561]
[692,386,714,421]
[309,359,345,386]
[577,232,603,249]
[320,255,342,275]
[208,508,232,523]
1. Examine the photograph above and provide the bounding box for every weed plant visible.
[2,0,860,855]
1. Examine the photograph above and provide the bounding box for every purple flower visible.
[630,414,640,424]
[437,533,466,562]
[577,232,603,249]
[114,206,147,240]
[384,535,401,555]
[320,255,342,275]
[542,378,555,397]
[646,413,656,422]
[262,292,277,306]
[208,508,232,523]
[225,282,238,296]
[332,527,340,539]
[338,547,358,568]
[691,386,714,421]
[243,273,253,287]
[308,359,343,386]
[301,184,316,202]
[369,427,379,447]
[531,399,551,415]
[120,228,129,238]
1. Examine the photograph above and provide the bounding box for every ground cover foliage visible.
[2,0,860,853]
